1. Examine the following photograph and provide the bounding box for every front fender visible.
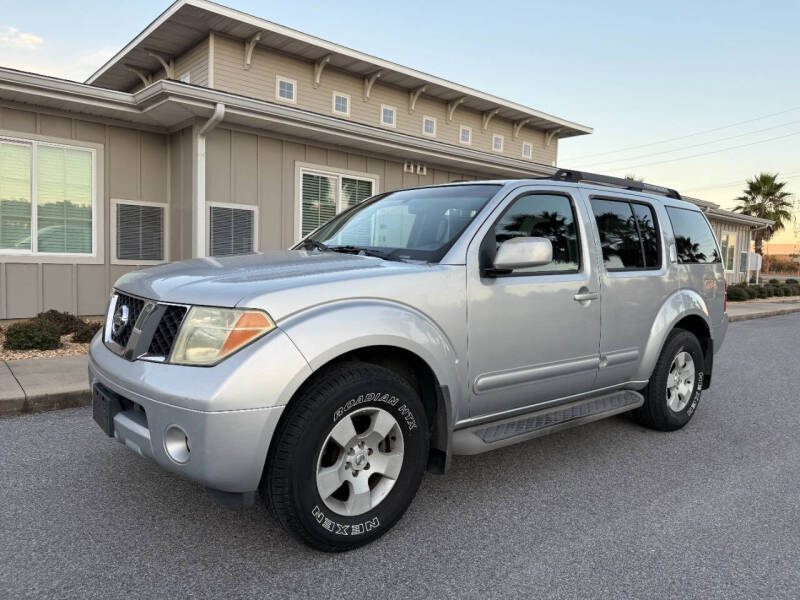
[633,288,711,382]
[277,299,463,410]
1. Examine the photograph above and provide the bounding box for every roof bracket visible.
[447,96,466,122]
[408,85,427,113]
[145,49,174,79]
[243,31,263,70]
[124,64,152,87]
[482,108,500,131]
[512,118,532,139]
[363,70,382,101]
[544,128,563,146]
[313,54,332,88]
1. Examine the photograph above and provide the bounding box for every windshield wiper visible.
[328,245,406,262]
[298,239,331,252]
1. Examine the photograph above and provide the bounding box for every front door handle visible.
[573,291,599,302]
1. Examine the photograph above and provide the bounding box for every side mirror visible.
[491,237,553,274]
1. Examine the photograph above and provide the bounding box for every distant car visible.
[89,170,728,551]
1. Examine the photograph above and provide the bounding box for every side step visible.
[452,390,644,455]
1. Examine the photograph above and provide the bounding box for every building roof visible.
[85,0,592,140]
[683,195,773,228]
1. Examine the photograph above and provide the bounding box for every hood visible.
[114,250,422,309]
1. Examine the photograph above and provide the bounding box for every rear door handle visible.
[573,291,599,302]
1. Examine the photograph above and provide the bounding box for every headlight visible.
[170,307,275,366]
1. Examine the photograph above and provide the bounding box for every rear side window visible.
[590,198,661,270]
[665,207,721,264]
[492,193,581,273]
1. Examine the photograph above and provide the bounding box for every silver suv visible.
[89,170,728,551]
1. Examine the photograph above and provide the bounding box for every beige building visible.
[0,0,593,319]
[0,0,767,319]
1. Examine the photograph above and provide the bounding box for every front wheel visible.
[635,329,705,431]
[262,362,429,552]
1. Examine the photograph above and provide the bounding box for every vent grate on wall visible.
[209,205,255,257]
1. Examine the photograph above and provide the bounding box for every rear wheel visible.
[635,329,705,431]
[262,362,429,552]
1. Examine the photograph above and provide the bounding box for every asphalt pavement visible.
[2,315,799,599]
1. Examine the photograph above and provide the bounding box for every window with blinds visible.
[210,205,255,257]
[0,139,94,255]
[300,171,374,238]
[0,141,31,250]
[116,202,164,261]
[301,173,337,237]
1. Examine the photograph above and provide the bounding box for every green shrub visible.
[33,309,84,336]
[765,285,779,297]
[788,285,800,296]
[72,321,102,343]
[726,286,749,302]
[744,286,759,299]
[3,320,61,351]
[786,278,799,285]
[769,278,780,285]
[755,285,769,298]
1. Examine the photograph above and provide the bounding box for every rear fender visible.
[634,289,711,382]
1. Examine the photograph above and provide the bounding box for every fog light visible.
[164,425,191,464]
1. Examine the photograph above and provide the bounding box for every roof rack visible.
[551,169,682,200]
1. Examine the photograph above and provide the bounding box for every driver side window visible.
[493,193,581,274]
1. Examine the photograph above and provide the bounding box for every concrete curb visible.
[728,307,800,322]
[0,390,91,418]
[0,355,90,419]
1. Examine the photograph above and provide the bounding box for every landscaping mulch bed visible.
[0,326,99,361]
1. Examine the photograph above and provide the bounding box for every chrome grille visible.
[148,305,187,358]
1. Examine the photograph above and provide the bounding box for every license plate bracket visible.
[93,384,121,437]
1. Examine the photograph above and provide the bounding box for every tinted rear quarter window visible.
[665,207,720,264]
[591,198,643,269]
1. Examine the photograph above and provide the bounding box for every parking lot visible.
[2,314,799,599]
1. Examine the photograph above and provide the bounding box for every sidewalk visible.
[726,298,800,322]
[1,301,799,418]
[0,355,89,417]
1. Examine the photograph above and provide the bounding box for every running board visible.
[452,390,644,455]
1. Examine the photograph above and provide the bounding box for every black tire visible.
[635,329,705,431]
[262,362,429,552]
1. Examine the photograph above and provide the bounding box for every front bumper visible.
[88,329,312,493]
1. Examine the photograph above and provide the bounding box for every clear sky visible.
[2,0,798,242]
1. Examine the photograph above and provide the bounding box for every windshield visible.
[305,184,501,262]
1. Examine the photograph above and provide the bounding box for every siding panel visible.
[42,264,73,313]
[5,264,38,318]
[211,34,556,166]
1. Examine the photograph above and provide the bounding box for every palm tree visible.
[733,173,795,255]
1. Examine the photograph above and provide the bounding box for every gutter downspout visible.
[193,102,225,257]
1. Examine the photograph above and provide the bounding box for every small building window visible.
[332,92,350,116]
[209,204,256,257]
[459,125,472,145]
[381,105,396,127]
[522,142,533,159]
[720,231,737,271]
[275,76,296,103]
[423,116,436,137]
[492,134,504,152]
[114,200,165,262]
